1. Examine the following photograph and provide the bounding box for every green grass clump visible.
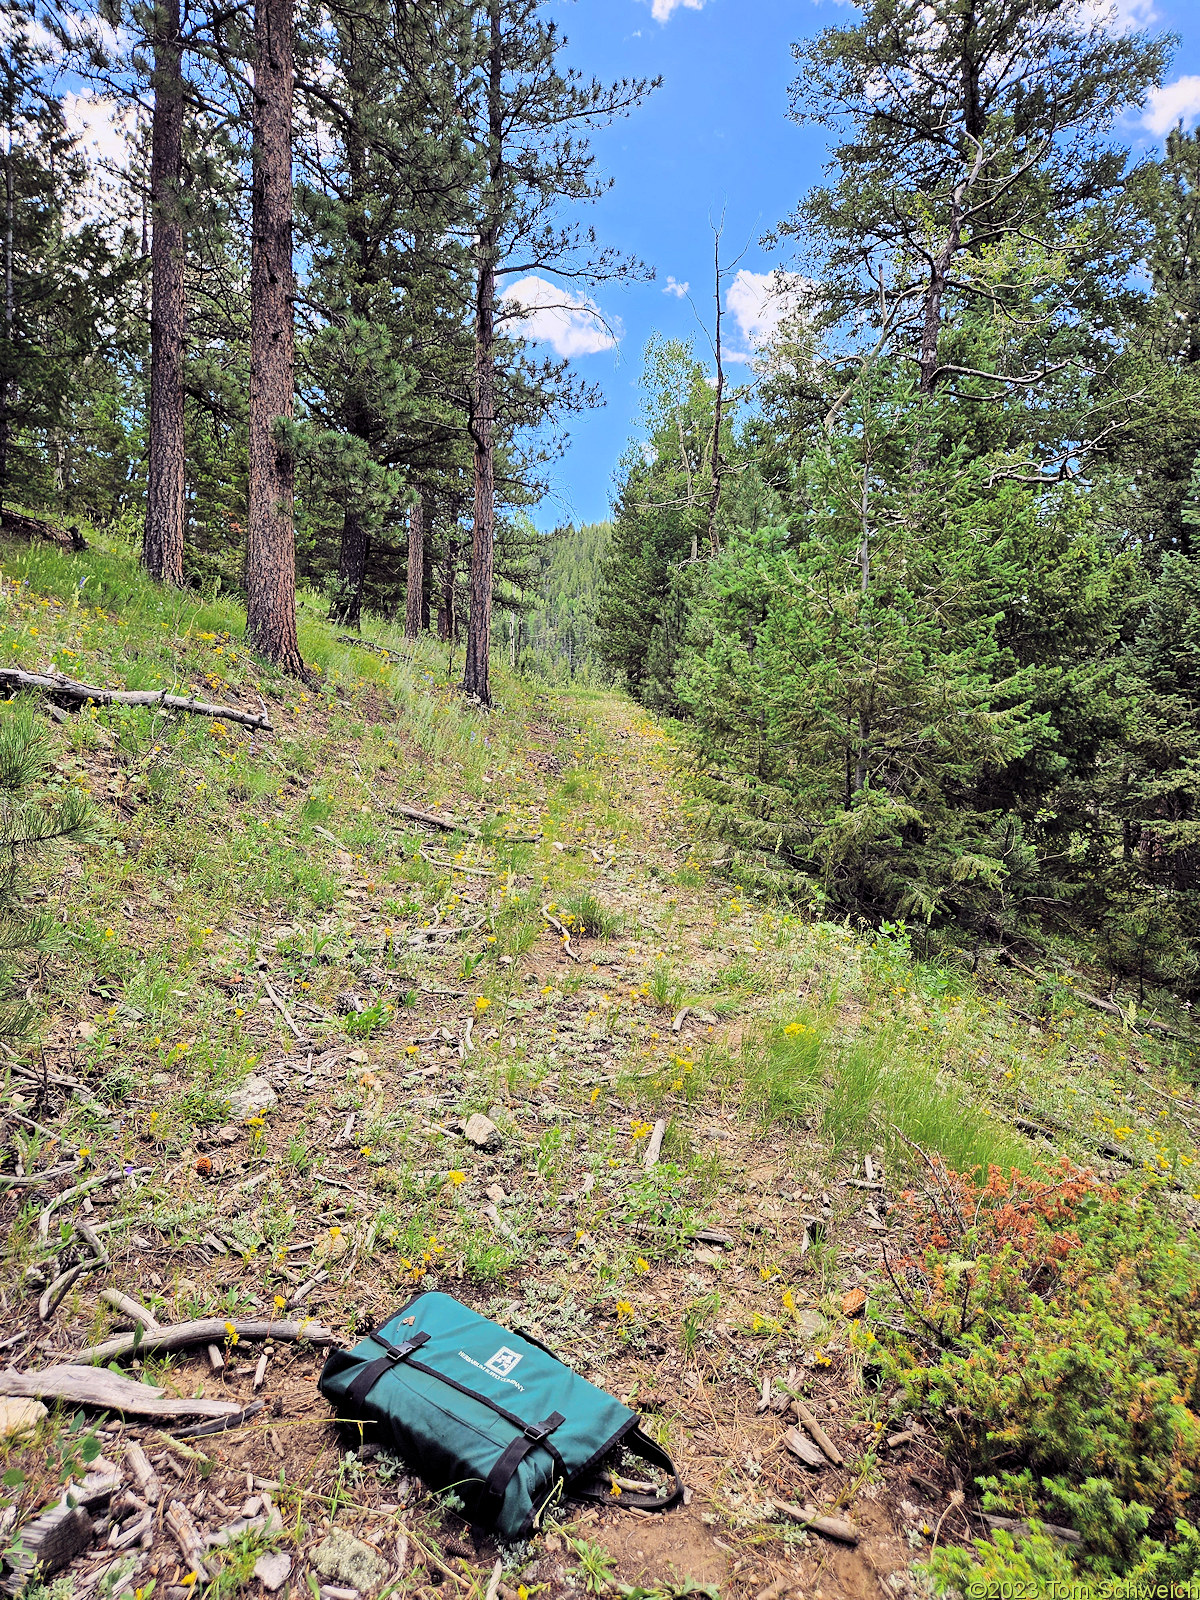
[740,1014,1030,1177]
[559,888,623,940]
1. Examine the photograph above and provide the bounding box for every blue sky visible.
[513,0,1200,531]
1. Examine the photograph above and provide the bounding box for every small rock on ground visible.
[464,1112,500,1150]
[254,1552,293,1591]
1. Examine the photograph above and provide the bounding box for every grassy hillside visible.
[2,529,1200,1598]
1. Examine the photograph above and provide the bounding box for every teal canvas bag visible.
[319,1290,683,1540]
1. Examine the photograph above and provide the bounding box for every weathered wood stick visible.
[262,976,307,1041]
[643,1119,667,1170]
[0,1365,244,1420]
[38,1170,116,1241]
[396,804,479,836]
[38,1258,102,1321]
[0,666,271,730]
[784,1426,826,1469]
[100,1289,160,1330]
[76,1316,335,1364]
[980,1512,1081,1544]
[122,1440,161,1504]
[790,1398,844,1466]
[541,906,581,962]
[165,1499,211,1581]
[770,1499,858,1545]
[419,849,494,877]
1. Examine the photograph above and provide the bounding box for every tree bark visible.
[463,0,502,705]
[328,57,373,631]
[420,496,433,629]
[245,0,304,675]
[0,94,15,511]
[330,505,369,628]
[404,492,424,639]
[143,0,186,587]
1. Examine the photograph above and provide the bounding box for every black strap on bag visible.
[347,1331,431,1408]
[575,1425,685,1514]
[481,1411,566,1511]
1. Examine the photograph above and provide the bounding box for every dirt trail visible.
[4,690,935,1600]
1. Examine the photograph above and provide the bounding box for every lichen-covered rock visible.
[310,1529,388,1594]
[227,1075,278,1120]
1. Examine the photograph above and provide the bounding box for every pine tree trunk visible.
[330,506,368,628]
[329,67,373,631]
[463,0,502,705]
[420,497,433,629]
[143,0,186,587]
[464,247,496,699]
[0,111,14,512]
[245,0,304,675]
[404,492,424,639]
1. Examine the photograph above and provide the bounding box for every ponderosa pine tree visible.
[144,0,187,585]
[246,0,304,674]
[295,0,474,630]
[405,492,425,638]
[458,0,655,706]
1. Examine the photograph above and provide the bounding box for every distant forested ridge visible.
[513,521,613,683]
[596,0,1200,999]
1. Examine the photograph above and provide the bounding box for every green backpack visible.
[319,1290,683,1541]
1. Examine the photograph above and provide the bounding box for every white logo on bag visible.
[484,1346,523,1379]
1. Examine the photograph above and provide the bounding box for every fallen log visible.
[395,804,540,843]
[396,804,479,836]
[0,1366,245,1421]
[1,509,86,551]
[980,1512,1081,1545]
[0,666,272,731]
[76,1315,335,1365]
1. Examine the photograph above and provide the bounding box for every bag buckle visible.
[379,1331,429,1363]
[523,1422,550,1443]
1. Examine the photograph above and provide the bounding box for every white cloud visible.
[663,276,690,298]
[1142,76,1200,137]
[499,275,619,358]
[61,90,137,169]
[642,0,707,22]
[723,268,809,360]
[1083,0,1156,31]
